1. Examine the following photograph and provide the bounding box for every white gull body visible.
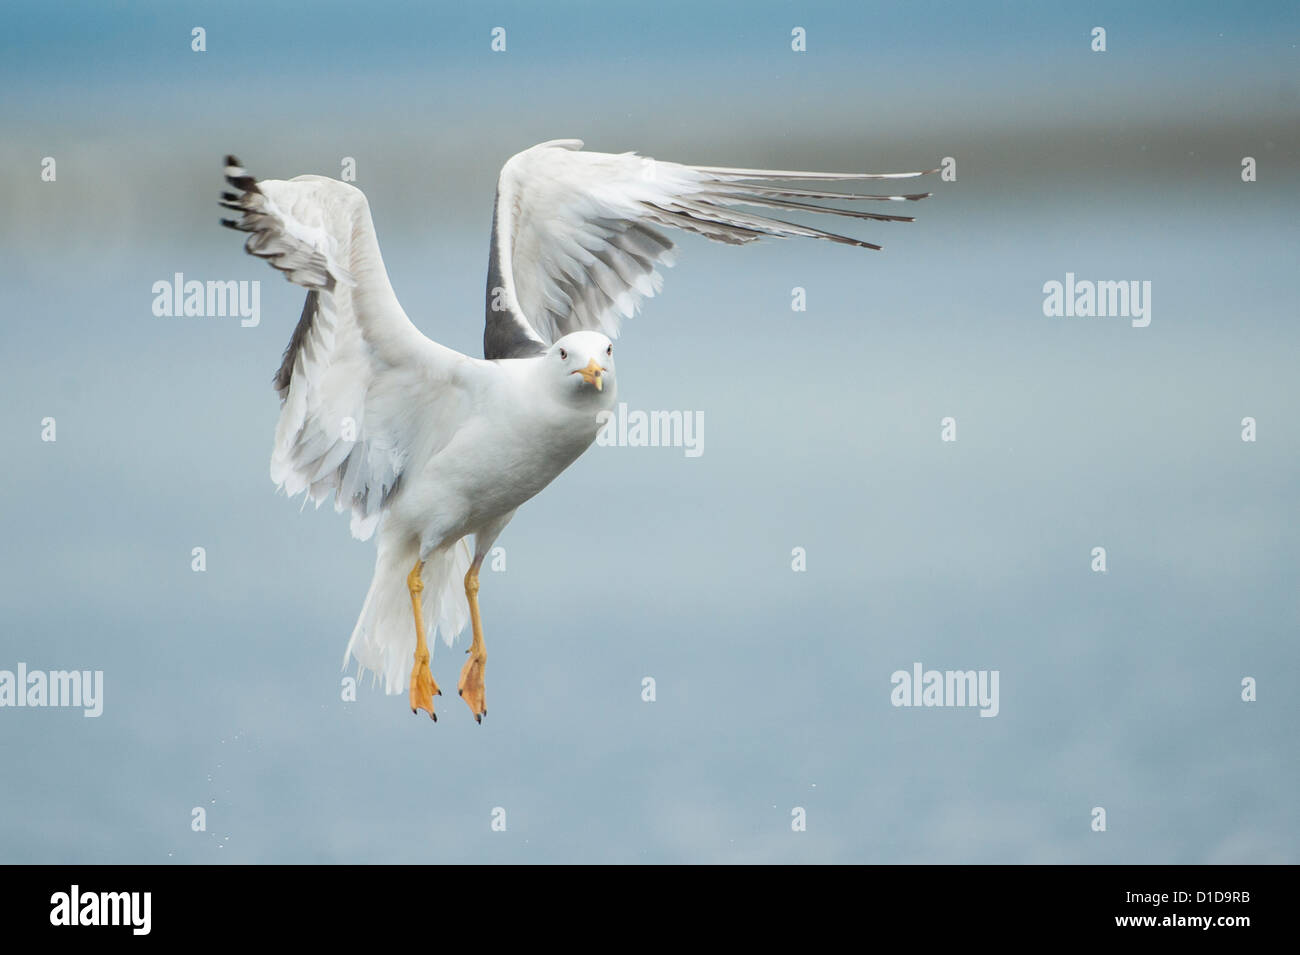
[219,139,932,696]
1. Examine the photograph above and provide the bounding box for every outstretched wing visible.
[483,139,935,359]
[220,157,472,539]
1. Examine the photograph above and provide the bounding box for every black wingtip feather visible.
[223,155,260,194]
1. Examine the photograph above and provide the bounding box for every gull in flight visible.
[219,140,932,723]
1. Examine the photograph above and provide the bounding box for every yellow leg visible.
[457,565,487,723]
[407,559,440,720]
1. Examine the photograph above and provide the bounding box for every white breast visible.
[390,357,613,548]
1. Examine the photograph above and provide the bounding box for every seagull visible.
[219,140,933,723]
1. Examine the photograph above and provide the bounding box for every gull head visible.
[549,331,616,403]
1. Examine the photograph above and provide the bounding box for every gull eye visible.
[606,344,612,356]
[559,348,567,360]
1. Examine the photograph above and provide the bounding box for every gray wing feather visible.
[483,141,934,353]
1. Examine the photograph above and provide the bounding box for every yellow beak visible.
[574,358,605,391]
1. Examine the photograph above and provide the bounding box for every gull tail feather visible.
[343,534,471,694]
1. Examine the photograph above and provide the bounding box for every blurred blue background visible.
[1,0,1297,863]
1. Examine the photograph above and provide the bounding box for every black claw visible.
[431,712,437,722]
[437,689,443,696]
[458,689,463,696]
[475,714,482,724]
